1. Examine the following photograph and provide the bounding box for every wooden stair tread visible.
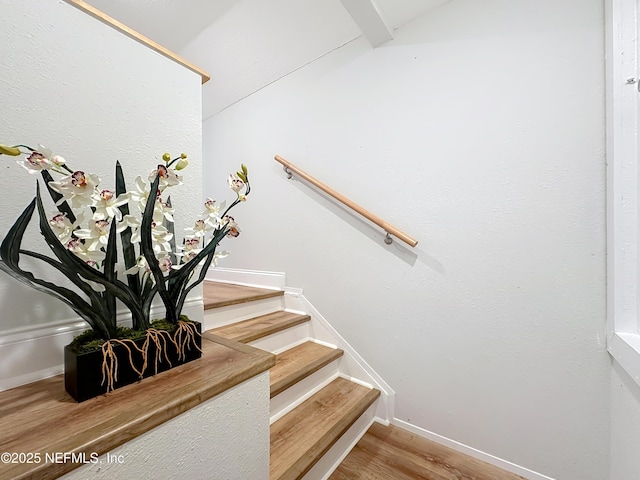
[270,377,380,480]
[329,423,526,480]
[271,342,344,398]
[207,311,310,343]
[204,281,283,309]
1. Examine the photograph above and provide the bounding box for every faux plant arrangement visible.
[0,142,250,401]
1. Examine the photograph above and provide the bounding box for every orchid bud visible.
[175,158,189,170]
[241,164,248,175]
[236,171,247,182]
[180,153,188,159]
[0,144,21,156]
[162,152,171,162]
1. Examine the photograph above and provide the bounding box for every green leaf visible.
[16,251,113,338]
[35,183,146,327]
[167,225,229,316]
[141,175,177,323]
[0,199,112,338]
[115,162,141,297]
[101,219,118,335]
[0,197,36,268]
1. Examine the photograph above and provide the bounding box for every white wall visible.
[202,1,609,478]
[181,0,361,118]
[61,373,270,480]
[0,0,202,386]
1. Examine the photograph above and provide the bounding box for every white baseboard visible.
[206,267,286,290]
[309,400,378,480]
[390,418,556,480]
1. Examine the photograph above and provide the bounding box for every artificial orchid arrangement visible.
[0,142,250,349]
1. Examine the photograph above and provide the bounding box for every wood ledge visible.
[63,0,210,84]
[0,335,274,480]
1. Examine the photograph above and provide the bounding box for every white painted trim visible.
[206,267,286,290]
[0,319,88,347]
[207,266,395,422]
[390,419,556,480]
[606,0,640,386]
[270,336,314,355]
[286,288,396,421]
[203,296,285,330]
[339,374,373,390]
[0,296,204,346]
[609,332,640,384]
[311,402,378,480]
[339,0,393,47]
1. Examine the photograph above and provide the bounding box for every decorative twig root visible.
[143,328,179,375]
[174,321,203,361]
[100,339,146,393]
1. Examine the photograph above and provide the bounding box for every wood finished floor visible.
[330,423,526,480]
[203,281,283,309]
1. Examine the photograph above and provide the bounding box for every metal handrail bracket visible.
[274,155,418,248]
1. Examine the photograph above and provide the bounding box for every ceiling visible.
[85,0,450,117]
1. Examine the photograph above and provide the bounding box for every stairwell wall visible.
[201,0,609,479]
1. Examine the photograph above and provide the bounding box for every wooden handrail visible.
[64,0,210,84]
[274,155,418,248]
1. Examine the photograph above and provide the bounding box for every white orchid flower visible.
[150,222,173,254]
[65,238,105,264]
[16,145,66,175]
[212,250,229,265]
[73,219,111,251]
[185,218,213,238]
[223,215,241,238]
[227,174,245,193]
[92,189,130,221]
[48,171,100,209]
[117,214,141,243]
[123,255,149,276]
[129,176,150,213]
[157,255,172,273]
[203,198,225,217]
[49,212,75,244]
[149,164,182,191]
[173,237,201,268]
[202,198,226,228]
[153,198,174,223]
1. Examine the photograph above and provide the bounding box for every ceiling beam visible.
[340,0,393,47]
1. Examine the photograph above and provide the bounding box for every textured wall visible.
[61,373,270,480]
[0,0,203,388]
[202,1,609,478]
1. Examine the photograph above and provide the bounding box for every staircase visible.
[203,281,381,480]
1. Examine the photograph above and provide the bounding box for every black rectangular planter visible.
[64,322,202,402]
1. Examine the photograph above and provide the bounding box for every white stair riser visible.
[285,294,394,422]
[303,399,379,480]
[247,321,312,353]
[270,359,342,423]
[203,296,284,330]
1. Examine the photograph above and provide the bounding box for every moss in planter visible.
[68,316,197,354]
